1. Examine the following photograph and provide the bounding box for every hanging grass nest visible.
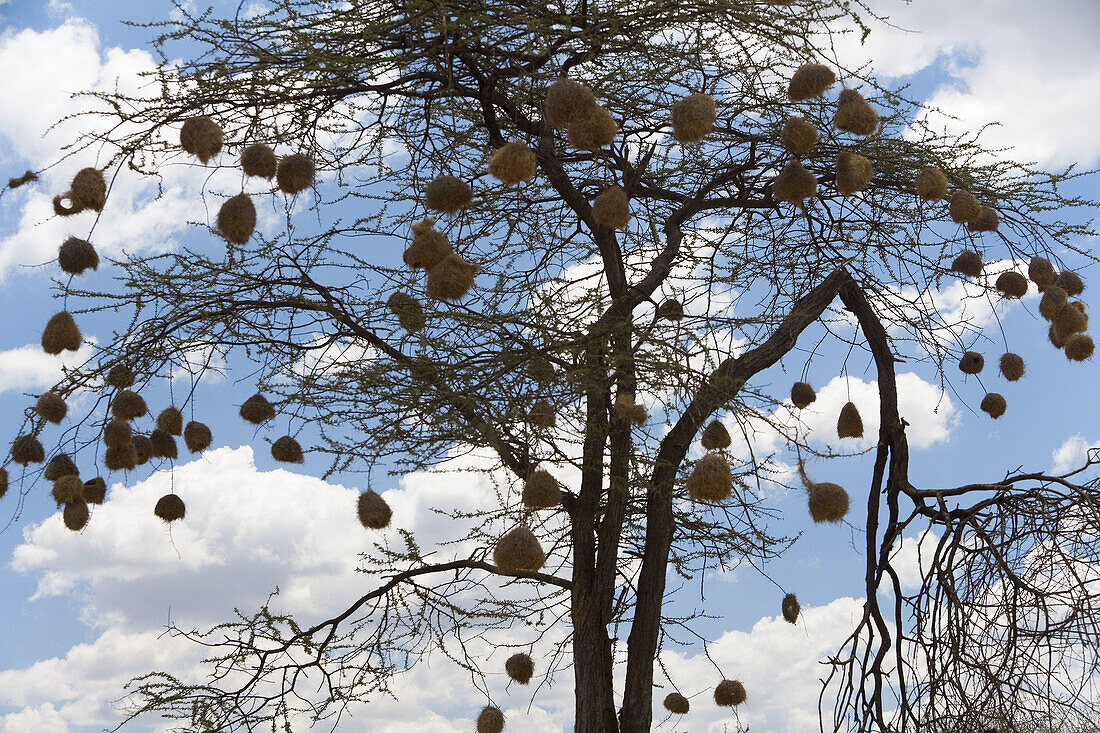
[476,706,505,733]
[528,400,557,429]
[980,392,1006,419]
[357,489,392,529]
[505,653,534,685]
[493,526,546,573]
[782,593,800,624]
[657,298,684,321]
[403,219,452,270]
[568,104,617,151]
[112,390,147,421]
[1054,270,1085,297]
[670,93,716,144]
[44,452,78,481]
[781,116,817,156]
[105,365,135,389]
[387,292,426,333]
[35,392,68,423]
[103,419,132,448]
[42,311,82,355]
[700,419,732,450]
[1065,334,1095,362]
[1039,288,1068,321]
[104,444,138,472]
[0,468,7,500]
[663,693,690,715]
[837,401,863,439]
[527,356,555,383]
[240,143,277,178]
[180,116,224,163]
[52,474,83,506]
[999,353,1025,381]
[82,477,107,505]
[150,429,178,460]
[154,493,186,523]
[276,153,316,194]
[157,406,183,436]
[424,175,473,215]
[591,185,630,229]
[240,392,277,424]
[949,190,982,225]
[488,142,537,185]
[686,453,732,502]
[545,78,597,127]
[11,435,45,465]
[800,461,849,523]
[958,351,984,375]
[771,159,817,208]
[58,236,99,276]
[132,434,153,465]
[714,679,747,707]
[950,251,983,278]
[271,435,304,463]
[1049,323,1068,349]
[426,253,478,301]
[69,167,107,212]
[1028,256,1057,290]
[836,151,874,196]
[522,469,561,510]
[790,381,817,409]
[788,63,836,101]
[833,89,878,136]
[63,499,90,532]
[915,167,948,202]
[995,271,1028,299]
[9,170,38,189]
[217,193,257,244]
[53,193,81,216]
[184,421,213,453]
[968,206,1000,233]
[614,394,648,427]
[1054,301,1088,336]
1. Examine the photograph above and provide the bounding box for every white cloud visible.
[1052,434,1098,475]
[0,342,95,395]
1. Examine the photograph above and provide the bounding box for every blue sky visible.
[0,1,1098,732]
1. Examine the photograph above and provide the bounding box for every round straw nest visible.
[52,474,83,506]
[995,271,1028,299]
[788,63,836,102]
[404,219,452,270]
[184,421,213,453]
[958,351,984,375]
[771,159,817,208]
[1054,301,1088,336]
[1055,270,1084,297]
[11,435,45,465]
[714,679,747,707]
[505,652,534,684]
[0,468,8,501]
[112,390,148,421]
[240,392,277,424]
[157,406,183,436]
[670,93,716,144]
[522,469,562,510]
[82,477,107,505]
[42,311,82,355]
[968,206,1000,233]
[663,693,690,715]
[104,444,138,472]
[781,116,818,156]
[949,190,982,225]
[950,251,983,278]
[44,452,78,481]
[833,89,878,136]
[36,392,68,424]
[488,142,537,185]
[276,153,316,194]
[800,461,849,523]
[700,419,731,450]
[240,143,277,178]
[154,493,186,523]
[686,453,732,502]
[426,253,478,301]
[545,78,598,127]
[528,400,557,428]
[132,434,153,465]
[357,489,392,529]
[568,104,617,151]
[915,167,948,202]
[386,291,426,333]
[103,419,132,448]
[217,193,257,244]
[837,401,863,439]
[271,435,304,463]
[424,175,473,215]
[9,170,38,189]
[493,526,546,573]
[1065,334,1095,362]
[1028,257,1057,290]
[70,167,107,212]
[105,365,135,389]
[591,185,631,229]
[150,429,178,460]
[614,394,648,427]
[58,236,99,276]
[657,298,684,321]
[980,392,1006,419]
[835,151,874,196]
[782,593,800,624]
[527,356,555,383]
[180,117,224,163]
[790,381,816,409]
[999,353,1025,381]
[476,706,505,733]
[63,499,90,532]
[53,194,81,217]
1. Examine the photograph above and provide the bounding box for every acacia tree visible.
[5,0,1100,731]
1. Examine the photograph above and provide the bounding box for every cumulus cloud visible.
[0,342,96,395]
[1051,433,1099,474]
